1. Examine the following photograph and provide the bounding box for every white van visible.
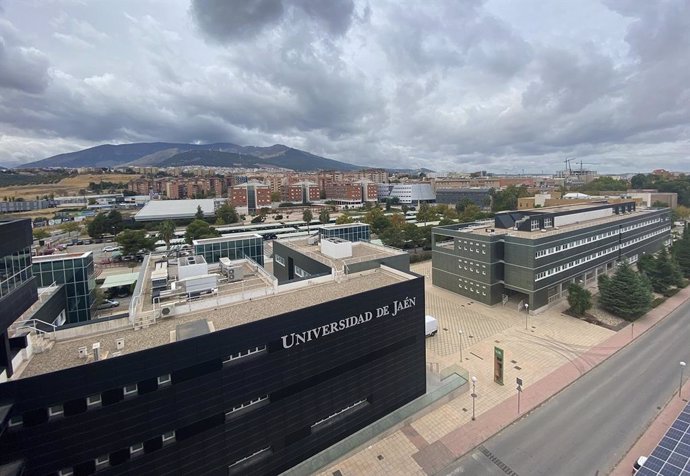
[425,315,438,337]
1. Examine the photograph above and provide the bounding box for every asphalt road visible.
[439,298,690,476]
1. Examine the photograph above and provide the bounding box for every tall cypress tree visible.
[673,225,690,277]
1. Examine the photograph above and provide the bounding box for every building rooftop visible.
[193,233,262,245]
[436,206,663,241]
[32,251,92,262]
[15,259,413,379]
[134,199,217,221]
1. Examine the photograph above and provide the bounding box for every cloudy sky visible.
[0,0,688,173]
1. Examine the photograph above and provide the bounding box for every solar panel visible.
[639,401,690,475]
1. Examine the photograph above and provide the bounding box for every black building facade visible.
[432,202,672,310]
[0,219,37,379]
[0,274,425,475]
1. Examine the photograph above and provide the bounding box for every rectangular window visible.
[130,443,144,457]
[294,266,310,278]
[531,219,540,231]
[223,345,267,364]
[275,254,285,266]
[58,469,73,476]
[8,415,22,428]
[87,394,102,407]
[311,399,368,430]
[49,405,64,418]
[157,374,171,386]
[124,384,138,396]
[544,217,553,228]
[162,431,176,444]
[226,395,269,418]
[95,456,110,469]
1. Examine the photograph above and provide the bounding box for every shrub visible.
[652,297,667,308]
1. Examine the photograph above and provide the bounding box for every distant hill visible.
[19,142,363,171]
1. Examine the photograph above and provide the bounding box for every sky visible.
[0,0,688,173]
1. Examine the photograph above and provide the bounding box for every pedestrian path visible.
[315,273,690,476]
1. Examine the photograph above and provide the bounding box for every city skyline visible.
[0,0,688,173]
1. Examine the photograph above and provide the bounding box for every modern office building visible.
[432,201,672,311]
[378,183,435,205]
[193,233,264,266]
[0,219,37,380]
[272,235,409,285]
[0,245,425,476]
[32,252,96,323]
[319,223,371,242]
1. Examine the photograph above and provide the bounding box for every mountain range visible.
[19,142,365,172]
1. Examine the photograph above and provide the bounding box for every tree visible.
[195,205,204,220]
[335,214,354,224]
[104,210,123,235]
[303,209,313,232]
[416,203,438,223]
[673,225,690,277]
[59,221,81,238]
[184,219,219,244]
[598,262,653,321]
[380,225,406,248]
[567,283,592,317]
[319,208,330,224]
[639,248,683,292]
[87,213,108,239]
[115,229,155,256]
[158,220,176,250]
[455,198,475,213]
[674,205,690,221]
[216,203,239,225]
[491,185,531,212]
[363,207,391,235]
[33,229,50,242]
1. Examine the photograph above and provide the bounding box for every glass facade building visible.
[32,252,95,323]
[0,244,32,300]
[319,223,370,242]
[193,234,264,266]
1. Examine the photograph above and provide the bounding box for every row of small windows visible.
[56,430,177,476]
[458,259,487,275]
[619,226,671,249]
[457,239,487,254]
[223,345,267,364]
[311,398,368,429]
[620,217,663,233]
[458,278,487,296]
[8,375,172,428]
[536,229,620,258]
[536,245,620,281]
[226,395,269,418]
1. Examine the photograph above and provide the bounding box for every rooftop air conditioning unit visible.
[160,304,176,318]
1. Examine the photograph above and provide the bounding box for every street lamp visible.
[680,361,687,399]
[471,376,477,421]
[459,330,463,362]
[524,303,529,330]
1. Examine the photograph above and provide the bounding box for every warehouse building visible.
[1,241,425,475]
[432,201,672,311]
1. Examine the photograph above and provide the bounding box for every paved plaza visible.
[316,261,618,475]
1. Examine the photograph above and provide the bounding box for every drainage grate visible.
[478,445,520,476]
[514,366,522,370]
[510,360,517,364]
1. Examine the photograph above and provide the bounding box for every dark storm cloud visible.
[190,0,355,43]
[0,21,50,93]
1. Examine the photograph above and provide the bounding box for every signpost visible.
[494,347,504,385]
[516,377,523,414]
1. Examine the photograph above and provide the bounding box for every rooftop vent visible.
[116,338,125,350]
[78,346,88,359]
[92,342,101,361]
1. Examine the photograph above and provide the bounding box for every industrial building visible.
[432,201,672,311]
[134,199,222,222]
[1,237,425,475]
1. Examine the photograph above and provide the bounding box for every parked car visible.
[102,246,120,252]
[56,244,68,251]
[97,299,119,310]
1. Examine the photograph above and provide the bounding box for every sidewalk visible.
[317,285,690,476]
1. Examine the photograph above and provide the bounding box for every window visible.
[275,254,285,266]
[130,443,144,457]
[124,384,138,396]
[58,469,73,476]
[311,399,368,430]
[226,395,269,418]
[531,219,540,231]
[162,431,176,444]
[544,217,553,228]
[294,266,310,278]
[95,455,110,469]
[8,415,22,428]
[87,394,102,407]
[223,345,266,364]
[49,405,64,418]
[157,374,171,386]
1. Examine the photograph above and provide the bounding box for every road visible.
[439,298,690,476]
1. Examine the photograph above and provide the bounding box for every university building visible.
[0,227,425,475]
[432,201,672,311]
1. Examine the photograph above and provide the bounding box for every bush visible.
[663,288,680,297]
[409,251,432,263]
[652,297,667,307]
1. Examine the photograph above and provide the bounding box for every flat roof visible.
[438,207,662,240]
[101,274,138,289]
[193,233,262,245]
[33,251,92,262]
[134,199,216,221]
[278,237,406,269]
[17,266,412,379]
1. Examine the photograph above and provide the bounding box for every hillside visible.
[20,142,363,171]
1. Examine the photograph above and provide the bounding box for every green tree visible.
[455,198,475,213]
[33,228,50,242]
[115,229,155,256]
[59,221,81,238]
[216,203,239,224]
[491,185,531,212]
[303,209,314,232]
[158,220,176,250]
[195,205,204,220]
[578,176,629,193]
[335,214,354,224]
[380,225,406,248]
[567,283,592,317]
[319,208,330,224]
[415,203,438,223]
[87,213,108,239]
[104,210,123,235]
[184,219,220,244]
[673,225,690,277]
[598,262,653,321]
[363,207,391,235]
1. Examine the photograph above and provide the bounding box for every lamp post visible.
[680,362,687,399]
[471,376,477,421]
[459,330,463,362]
[524,303,529,330]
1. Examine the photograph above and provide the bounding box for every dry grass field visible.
[0,174,138,200]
